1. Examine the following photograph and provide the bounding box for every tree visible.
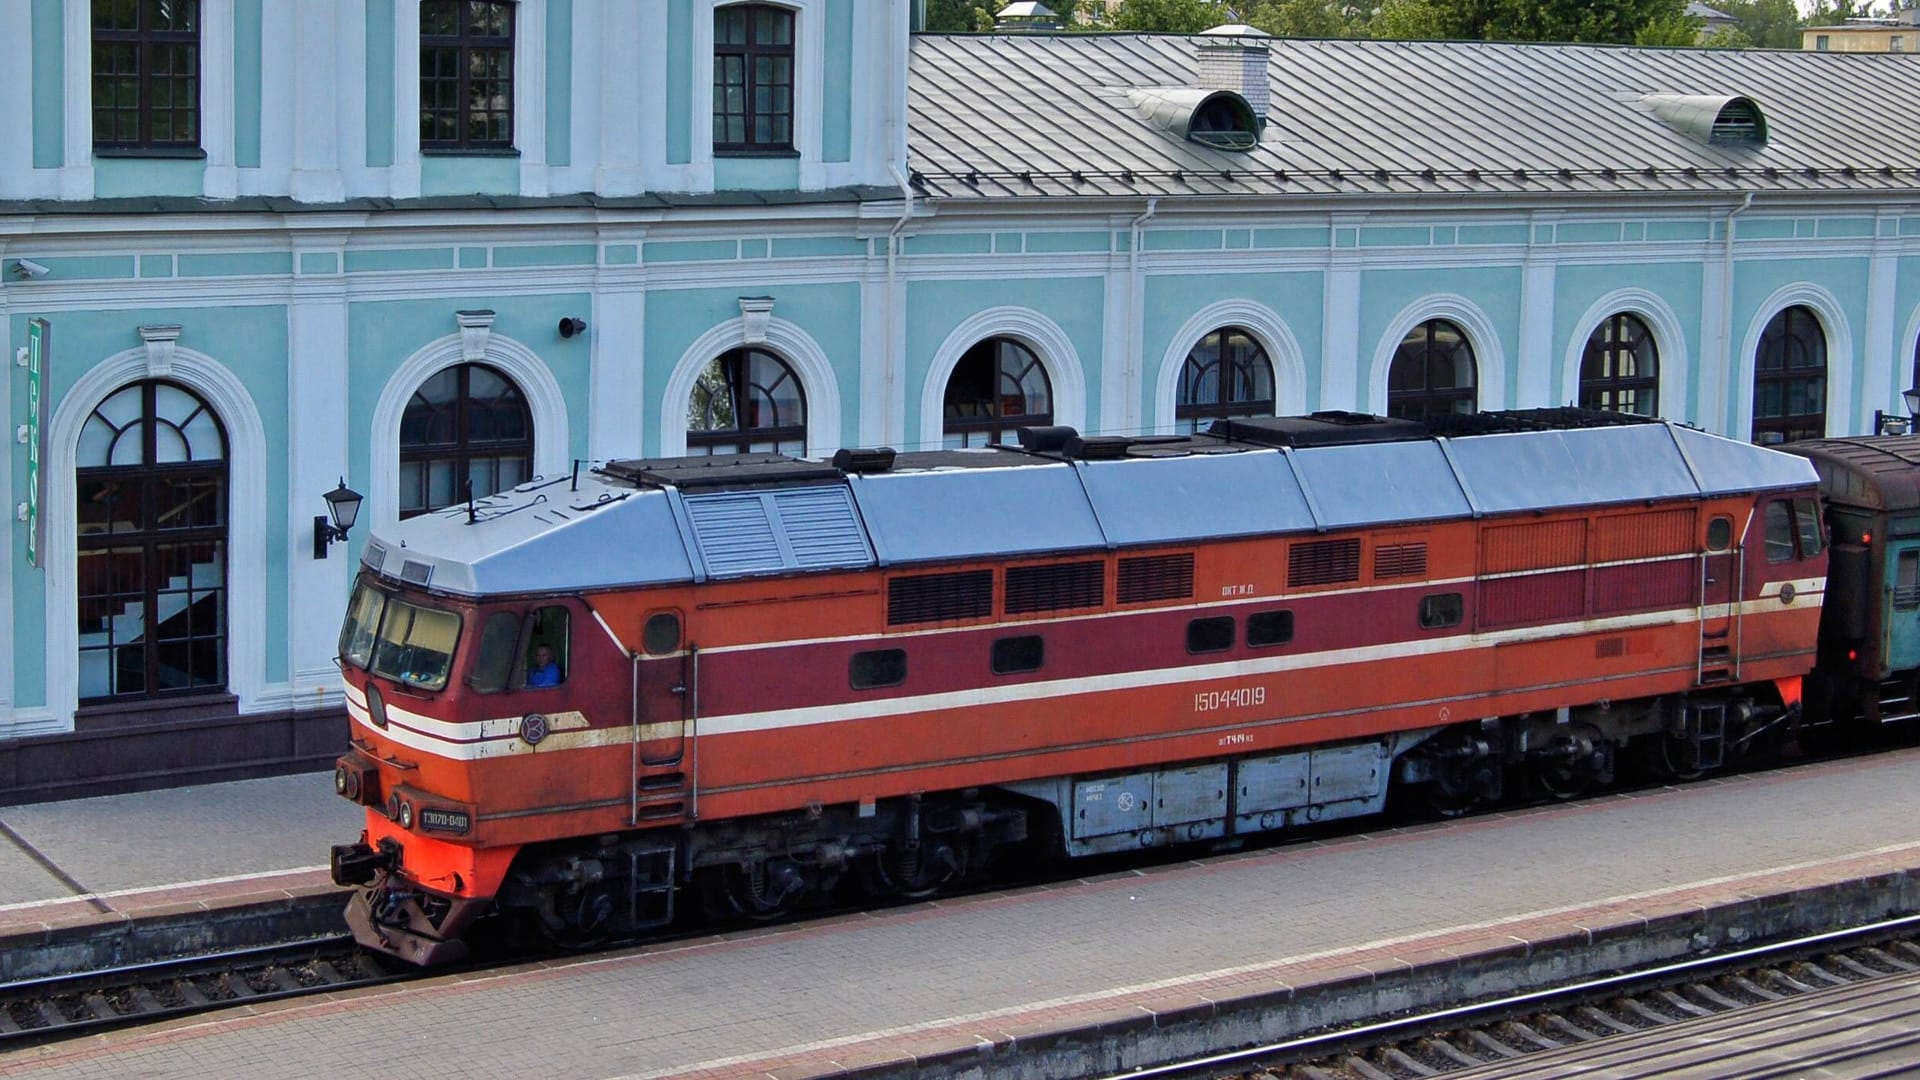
[1109,0,1230,32]
[1369,0,1690,43]
[921,0,996,31]
[1238,0,1378,37]
[1635,10,1704,43]
[1708,0,1805,47]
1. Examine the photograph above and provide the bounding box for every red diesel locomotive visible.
[329,410,1827,964]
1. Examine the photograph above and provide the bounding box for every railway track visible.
[1114,915,1920,1080]
[0,936,405,1048]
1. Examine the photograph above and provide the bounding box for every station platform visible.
[4,750,1920,1079]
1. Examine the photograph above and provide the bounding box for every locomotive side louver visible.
[1288,539,1360,587]
[1117,553,1196,603]
[1373,543,1428,580]
[1005,561,1104,614]
[888,570,994,625]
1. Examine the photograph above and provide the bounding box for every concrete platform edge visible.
[0,888,348,982]
[816,869,1920,1080]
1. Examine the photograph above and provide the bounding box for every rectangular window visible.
[850,648,907,690]
[1419,593,1463,630]
[1817,34,1831,50]
[1005,561,1104,615]
[991,635,1044,675]
[1187,616,1235,653]
[714,4,794,152]
[1897,551,1920,610]
[91,0,201,151]
[421,0,515,150]
[1246,610,1293,647]
[1793,497,1824,559]
[1764,500,1795,564]
[1893,35,1905,51]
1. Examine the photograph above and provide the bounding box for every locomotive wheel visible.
[1649,733,1707,782]
[717,858,808,921]
[538,885,616,950]
[862,841,965,900]
[1529,727,1606,801]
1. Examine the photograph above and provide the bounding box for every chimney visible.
[1195,24,1272,125]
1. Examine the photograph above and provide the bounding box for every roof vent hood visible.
[1639,93,1768,146]
[1195,24,1272,126]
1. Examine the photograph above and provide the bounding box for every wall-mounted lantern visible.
[314,478,365,559]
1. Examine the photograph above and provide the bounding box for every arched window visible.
[944,337,1053,448]
[400,363,532,517]
[687,347,807,455]
[75,381,228,702]
[1752,305,1827,446]
[1387,319,1476,421]
[1580,313,1659,415]
[1177,327,1275,434]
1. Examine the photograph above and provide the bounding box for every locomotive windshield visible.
[339,579,463,691]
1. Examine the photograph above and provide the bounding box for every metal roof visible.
[1782,435,1920,513]
[907,33,1920,200]
[365,420,1818,598]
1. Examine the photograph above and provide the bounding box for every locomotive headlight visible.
[521,712,550,746]
[366,683,388,729]
[333,765,349,795]
[399,800,414,830]
[386,791,403,822]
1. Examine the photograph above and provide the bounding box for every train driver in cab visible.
[527,644,563,688]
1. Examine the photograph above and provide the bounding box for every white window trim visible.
[1735,283,1853,442]
[41,349,269,730]
[1367,295,1508,415]
[1152,299,1308,435]
[369,331,570,535]
[660,316,843,458]
[1559,288,1691,420]
[920,307,1087,450]
[699,1,824,188]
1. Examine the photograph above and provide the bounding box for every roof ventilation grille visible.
[1639,93,1768,147]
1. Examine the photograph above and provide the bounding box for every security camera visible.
[10,259,49,279]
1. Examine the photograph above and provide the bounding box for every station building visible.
[5,2,1920,799]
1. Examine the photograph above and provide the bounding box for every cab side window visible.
[1793,497,1824,559]
[1764,500,1795,564]
[469,612,521,693]
[524,605,570,688]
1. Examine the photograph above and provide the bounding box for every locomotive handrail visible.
[1062,459,1117,551]
[1276,447,1328,533]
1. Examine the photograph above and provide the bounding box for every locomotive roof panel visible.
[361,418,1822,598]
[846,463,1109,563]
[1288,440,1478,529]
[363,474,697,597]
[1779,435,1920,513]
[1076,449,1317,545]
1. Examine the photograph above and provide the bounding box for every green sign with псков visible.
[25,318,48,568]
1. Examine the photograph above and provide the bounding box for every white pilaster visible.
[289,0,345,203]
[517,0,549,196]
[590,239,648,460]
[596,0,645,194]
[1697,239,1731,433]
[201,0,238,198]
[1516,216,1559,408]
[286,237,353,703]
[1099,249,1132,437]
[1320,247,1363,412]
[60,0,93,200]
[1860,212,1901,434]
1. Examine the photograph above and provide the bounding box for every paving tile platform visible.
[4,751,1920,1078]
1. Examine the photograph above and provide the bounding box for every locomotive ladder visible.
[1696,544,1745,687]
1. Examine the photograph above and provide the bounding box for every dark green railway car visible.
[1785,436,1920,733]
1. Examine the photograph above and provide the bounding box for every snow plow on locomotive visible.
[330,409,1833,965]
